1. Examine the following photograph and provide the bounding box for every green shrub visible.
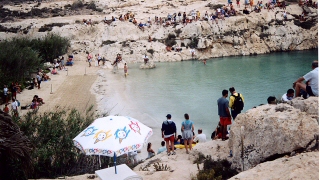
[11,106,106,178]
[32,33,70,62]
[0,38,41,86]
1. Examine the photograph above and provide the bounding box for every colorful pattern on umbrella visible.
[81,126,98,137]
[93,130,112,144]
[114,126,130,144]
[129,121,141,134]
[73,116,153,157]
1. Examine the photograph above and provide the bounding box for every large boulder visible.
[228,97,319,171]
[229,152,319,180]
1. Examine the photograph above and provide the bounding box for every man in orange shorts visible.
[217,90,232,140]
[161,114,177,156]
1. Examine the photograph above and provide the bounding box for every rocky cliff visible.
[228,97,319,171]
[0,0,317,64]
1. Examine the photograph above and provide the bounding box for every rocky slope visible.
[0,0,318,65]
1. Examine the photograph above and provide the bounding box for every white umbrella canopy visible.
[73,116,153,157]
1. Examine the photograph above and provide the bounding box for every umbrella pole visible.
[99,155,101,169]
[114,152,117,174]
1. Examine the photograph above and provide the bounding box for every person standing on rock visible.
[229,87,244,120]
[293,60,318,98]
[217,90,232,141]
[181,113,194,154]
[161,114,177,156]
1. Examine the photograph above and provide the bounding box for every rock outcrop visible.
[0,0,317,64]
[229,152,319,180]
[228,97,319,171]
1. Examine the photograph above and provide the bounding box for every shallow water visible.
[99,49,318,155]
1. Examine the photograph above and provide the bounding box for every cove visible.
[101,49,318,141]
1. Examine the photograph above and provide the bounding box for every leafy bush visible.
[31,33,70,62]
[0,38,41,86]
[11,106,101,178]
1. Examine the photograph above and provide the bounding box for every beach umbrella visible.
[73,116,153,172]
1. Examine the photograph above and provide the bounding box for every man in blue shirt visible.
[217,90,232,140]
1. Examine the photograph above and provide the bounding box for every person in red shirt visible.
[3,104,9,114]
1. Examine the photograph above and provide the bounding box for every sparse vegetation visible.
[153,162,171,171]
[0,34,69,86]
[1,106,112,179]
[195,154,238,180]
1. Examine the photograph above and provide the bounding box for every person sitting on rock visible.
[157,141,167,154]
[267,96,277,105]
[243,7,251,14]
[138,22,144,31]
[293,61,318,98]
[132,18,137,25]
[281,89,295,102]
[119,14,124,21]
[112,54,122,66]
[34,95,45,105]
[254,5,261,13]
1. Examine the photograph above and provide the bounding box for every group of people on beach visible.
[154,113,207,156]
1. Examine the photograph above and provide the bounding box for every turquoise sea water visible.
[104,50,318,143]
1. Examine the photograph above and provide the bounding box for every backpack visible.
[232,93,244,111]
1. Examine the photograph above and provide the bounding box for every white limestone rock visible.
[228,98,319,171]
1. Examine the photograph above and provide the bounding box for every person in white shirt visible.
[193,129,206,143]
[281,89,295,102]
[293,61,318,98]
[11,98,19,117]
